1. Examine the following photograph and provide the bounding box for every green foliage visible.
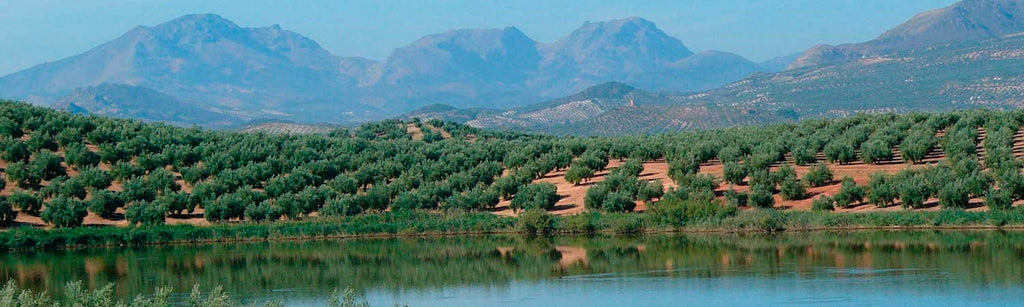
[823,141,856,164]
[510,183,559,211]
[125,201,168,226]
[40,197,88,228]
[803,163,833,187]
[986,188,1014,211]
[834,176,865,208]
[867,173,898,208]
[722,161,747,185]
[779,177,806,200]
[63,143,100,168]
[516,209,553,234]
[9,191,42,215]
[749,185,775,209]
[564,165,594,185]
[88,190,124,218]
[938,179,971,209]
[860,139,892,164]
[811,195,835,211]
[648,198,737,226]
[724,189,748,207]
[0,196,16,226]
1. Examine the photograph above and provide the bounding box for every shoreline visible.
[4,209,1024,252]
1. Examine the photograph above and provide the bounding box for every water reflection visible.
[2,231,1024,304]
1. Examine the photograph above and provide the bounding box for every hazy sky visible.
[0,0,957,75]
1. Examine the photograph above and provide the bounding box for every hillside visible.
[2,99,1023,233]
[55,84,241,128]
[791,0,1024,68]
[679,33,1024,118]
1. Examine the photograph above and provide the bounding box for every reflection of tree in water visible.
[2,231,1024,300]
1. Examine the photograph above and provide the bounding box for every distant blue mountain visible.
[0,14,788,127]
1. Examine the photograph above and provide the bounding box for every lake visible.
[3,231,1024,306]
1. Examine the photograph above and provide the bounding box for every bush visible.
[824,141,856,164]
[867,173,897,207]
[510,182,559,211]
[834,176,865,208]
[88,190,124,218]
[9,191,42,215]
[322,195,363,217]
[860,139,892,164]
[603,192,637,212]
[898,175,932,209]
[564,165,594,185]
[724,188,748,207]
[40,197,88,228]
[804,163,833,187]
[0,196,17,226]
[649,197,737,226]
[566,212,598,233]
[749,185,775,209]
[244,201,284,222]
[64,143,100,168]
[811,195,835,211]
[516,209,553,234]
[124,201,167,226]
[76,166,112,190]
[938,180,971,209]
[722,161,747,185]
[779,177,806,200]
[986,188,1013,211]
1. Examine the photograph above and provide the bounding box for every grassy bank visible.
[0,280,377,307]
[4,208,1024,251]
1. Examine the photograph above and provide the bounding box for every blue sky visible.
[0,0,957,75]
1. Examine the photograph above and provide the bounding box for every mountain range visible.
[413,0,1024,135]
[0,15,785,127]
[5,0,1024,134]
[790,0,1024,68]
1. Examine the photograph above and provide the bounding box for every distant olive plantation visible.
[1,100,1024,232]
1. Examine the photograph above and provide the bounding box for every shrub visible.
[31,150,66,180]
[722,161,747,185]
[724,188,748,207]
[124,201,168,226]
[40,197,88,228]
[860,139,892,164]
[803,163,833,187]
[245,201,284,222]
[898,176,932,209]
[649,197,737,226]
[9,191,42,215]
[602,192,637,212]
[516,209,553,234]
[811,195,835,211]
[322,195,363,217]
[510,182,559,211]
[779,177,806,200]
[986,188,1013,211]
[749,185,775,209]
[637,180,665,202]
[564,165,594,185]
[0,196,16,226]
[76,166,112,190]
[566,212,598,233]
[938,180,971,209]
[87,190,124,218]
[64,143,100,168]
[834,176,865,208]
[824,142,856,164]
[867,173,897,207]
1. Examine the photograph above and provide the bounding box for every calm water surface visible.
[3,231,1024,306]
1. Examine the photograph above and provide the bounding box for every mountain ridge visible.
[0,14,783,127]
